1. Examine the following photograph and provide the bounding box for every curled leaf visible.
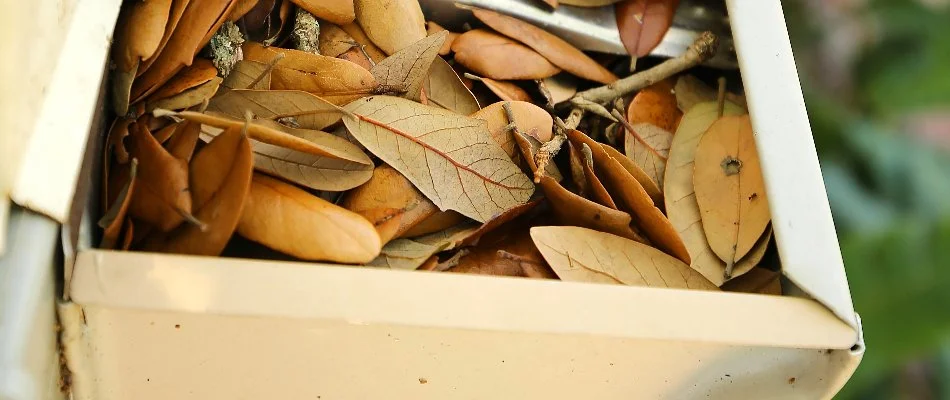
[111,0,174,114]
[146,76,223,112]
[371,31,447,101]
[452,29,561,80]
[627,78,681,133]
[478,77,532,102]
[531,226,716,289]
[127,122,193,232]
[538,176,645,243]
[623,122,673,190]
[99,159,138,249]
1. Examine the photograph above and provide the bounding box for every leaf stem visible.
[717,77,727,118]
[245,53,285,90]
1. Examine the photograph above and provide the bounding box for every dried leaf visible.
[146,58,218,101]
[338,22,387,62]
[541,0,559,7]
[341,164,440,244]
[153,122,179,144]
[512,127,563,182]
[426,21,458,56]
[229,0,260,21]
[207,89,342,130]
[665,101,750,285]
[290,0,355,25]
[142,126,253,255]
[674,75,747,113]
[531,226,716,289]
[338,47,375,71]
[319,22,358,57]
[166,121,202,161]
[369,223,478,269]
[132,0,235,102]
[540,74,577,105]
[111,0,174,114]
[146,76,223,111]
[242,0,291,44]
[423,57,480,115]
[602,143,662,205]
[399,211,467,238]
[460,198,542,247]
[452,29,561,80]
[343,96,534,222]
[371,31,447,101]
[615,0,679,58]
[580,143,617,208]
[721,267,781,295]
[568,142,590,197]
[471,101,553,161]
[471,8,618,84]
[99,159,138,249]
[694,114,770,267]
[127,123,193,232]
[243,42,377,105]
[353,0,426,55]
[566,129,688,263]
[238,173,382,263]
[560,0,623,5]
[627,78,681,132]
[450,227,554,278]
[623,122,672,189]
[538,176,645,243]
[222,60,272,89]
[417,255,439,271]
[480,77,532,102]
[139,0,191,74]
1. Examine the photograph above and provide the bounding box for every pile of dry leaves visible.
[100,0,778,294]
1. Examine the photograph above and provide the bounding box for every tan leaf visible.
[319,22,359,57]
[369,223,478,269]
[166,121,202,161]
[566,129,688,263]
[228,0,260,21]
[722,267,781,295]
[142,126,253,256]
[338,22,387,62]
[146,76,222,111]
[146,58,218,101]
[540,74,577,105]
[579,142,616,209]
[353,0,426,55]
[132,0,235,102]
[538,176,646,243]
[452,29,561,80]
[99,159,138,249]
[399,211,467,238]
[222,60,271,90]
[674,75,748,113]
[417,255,439,271]
[338,47,375,71]
[471,8,618,84]
[567,142,590,197]
[480,77,532,102]
[343,96,534,222]
[238,173,382,263]
[423,56,480,115]
[532,226,716,289]
[127,122,193,232]
[111,0,174,114]
[694,114,771,268]
[371,31,447,101]
[459,198,542,247]
[138,0,191,73]
[664,101,750,285]
[601,143,661,204]
[623,122,672,190]
[242,42,378,105]
[627,78,681,133]
[426,21,458,56]
[341,164,440,244]
[451,226,555,278]
[207,89,342,130]
[290,0,355,25]
[616,0,678,58]
[470,101,553,160]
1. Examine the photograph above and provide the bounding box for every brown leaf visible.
[538,176,645,243]
[450,227,555,278]
[512,127,563,182]
[111,0,174,114]
[615,0,679,58]
[319,22,359,57]
[560,0,624,5]
[353,0,426,55]
[238,173,382,263]
[471,8,618,84]
[222,60,272,90]
[417,255,439,271]
[399,211,468,238]
[459,197,542,247]
[142,126,253,255]
[146,76,222,111]
[568,142,590,197]
[99,159,138,249]
[627,78,681,133]
[127,122,193,232]
[369,223,478,269]
[132,0,235,102]
[343,96,535,222]
[539,74,577,105]
[423,57,480,115]
[290,0,355,25]
[452,29,561,80]
[229,0,260,21]
[480,77,532,102]
[371,31,447,102]
[602,142,661,205]
[694,114,771,267]
[532,226,716,289]
[623,122,672,190]
[146,58,218,102]
[207,89,343,130]
[242,0,291,44]
[338,47,375,71]
[166,121,202,161]
[579,142,617,209]
[338,22,387,62]
[341,164,440,244]
[242,42,378,105]
[138,0,191,74]
[471,101,553,161]
[426,21,458,56]
[721,267,781,295]
[664,101,751,285]
[541,0,559,7]
[153,122,178,144]
[566,129,688,263]
[674,75,748,113]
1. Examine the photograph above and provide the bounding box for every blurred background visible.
[781,0,950,398]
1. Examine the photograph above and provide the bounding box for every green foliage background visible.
[783,0,950,397]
